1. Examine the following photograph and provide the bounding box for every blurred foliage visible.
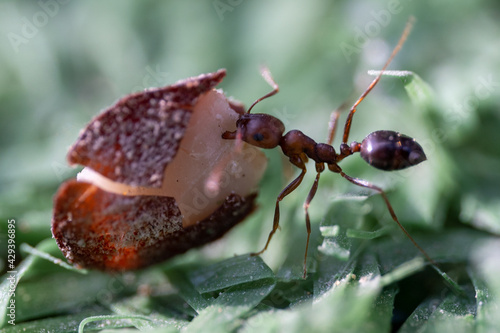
[1,0,500,332]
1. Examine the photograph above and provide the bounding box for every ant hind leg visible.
[338,170,438,267]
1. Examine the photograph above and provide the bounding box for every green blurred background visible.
[1,0,500,331]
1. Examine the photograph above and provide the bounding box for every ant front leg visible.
[252,160,307,257]
[338,170,437,266]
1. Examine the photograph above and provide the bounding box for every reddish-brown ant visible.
[222,17,435,278]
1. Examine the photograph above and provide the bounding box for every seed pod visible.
[52,70,267,271]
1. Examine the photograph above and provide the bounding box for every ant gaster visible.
[223,17,434,278]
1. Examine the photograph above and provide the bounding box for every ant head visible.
[360,130,426,171]
[236,113,285,149]
[221,66,283,148]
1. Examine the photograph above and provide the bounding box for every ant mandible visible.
[222,17,434,278]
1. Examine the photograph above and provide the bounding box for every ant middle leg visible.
[338,170,437,266]
[302,167,323,278]
[326,104,344,146]
[251,166,307,257]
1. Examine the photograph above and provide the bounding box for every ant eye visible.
[253,133,265,142]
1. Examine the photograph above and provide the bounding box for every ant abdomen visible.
[360,130,426,171]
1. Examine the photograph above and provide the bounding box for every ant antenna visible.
[220,67,279,178]
[342,16,415,144]
[214,68,279,192]
[246,66,280,114]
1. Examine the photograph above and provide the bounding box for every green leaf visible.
[0,239,56,327]
[0,249,36,328]
[470,239,500,331]
[187,255,275,293]
[0,309,114,333]
[460,194,500,235]
[20,242,87,274]
[400,290,476,333]
[380,257,425,287]
[368,70,435,109]
[168,255,277,332]
[185,279,276,333]
[13,272,128,322]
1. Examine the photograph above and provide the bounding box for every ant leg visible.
[302,171,321,278]
[251,166,307,257]
[338,170,438,267]
[327,97,358,145]
[341,17,415,144]
[246,66,280,114]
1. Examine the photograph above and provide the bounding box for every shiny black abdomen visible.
[360,130,426,171]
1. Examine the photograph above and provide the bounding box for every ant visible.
[222,17,436,278]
